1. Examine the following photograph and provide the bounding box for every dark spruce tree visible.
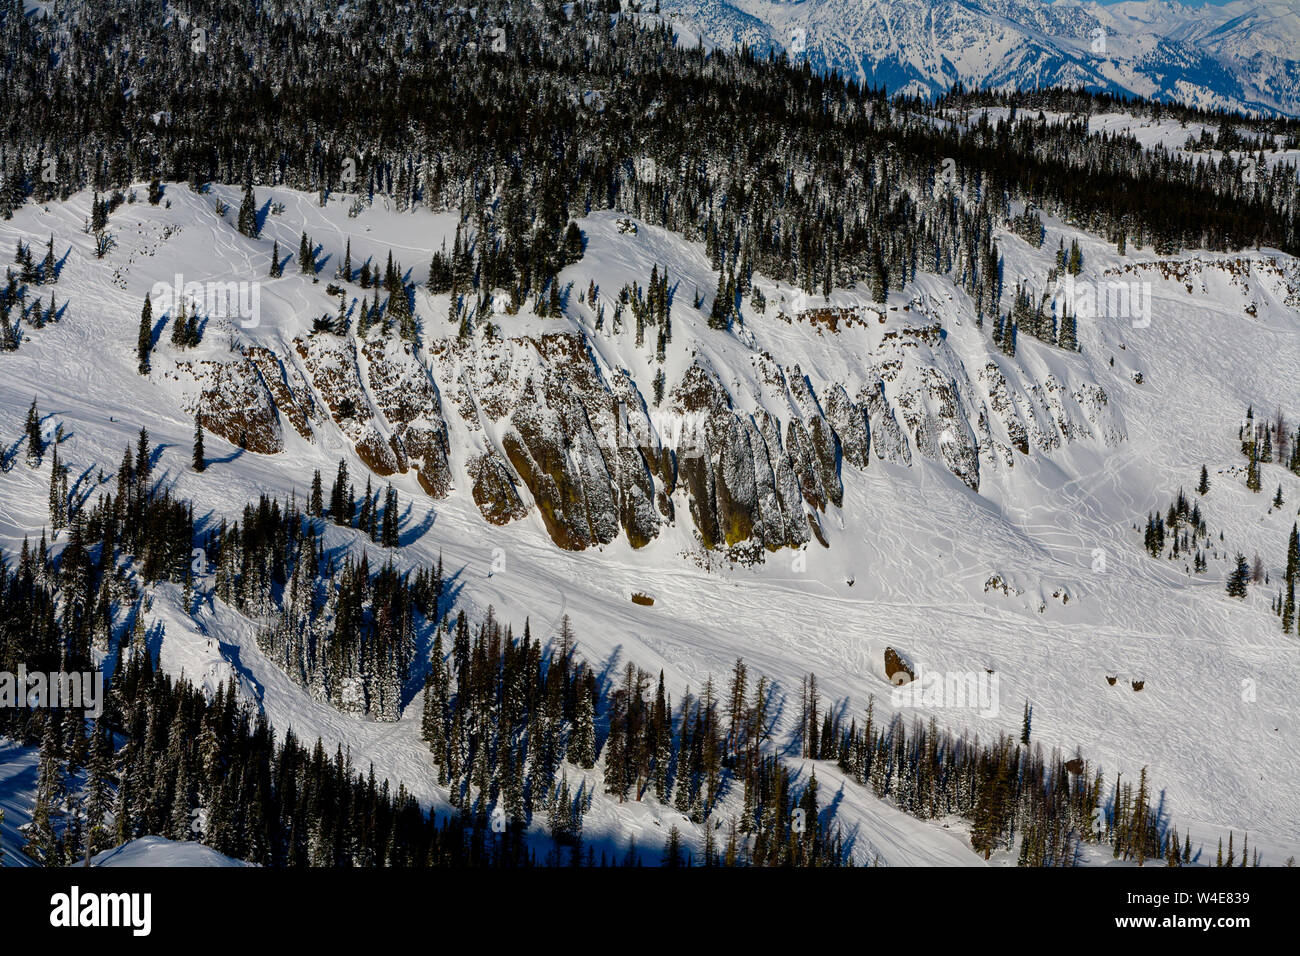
[137,295,152,374]
[1227,553,1250,599]
[237,183,258,238]
[193,412,205,472]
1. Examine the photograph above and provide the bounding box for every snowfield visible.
[1,167,1298,866]
[89,836,253,867]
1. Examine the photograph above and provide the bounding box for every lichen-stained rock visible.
[825,384,870,468]
[859,380,911,465]
[504,370,620,552]
[616,446,659,548]
[169,357,283,455]
[468,451,528,525]
[809,416,843,506]
[670,363,816,550]
[431,330,657,550]
[678,449,720,549]
[670,365,727,549]
[361,336,452,497]
[780,367,844,506]
[744,422,787,549]
[296,331,400,475]
[413,290,1120,555]
[715,414,760,546]
[244,346,318,440]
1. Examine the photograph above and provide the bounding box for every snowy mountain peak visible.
[661,0,1300,115]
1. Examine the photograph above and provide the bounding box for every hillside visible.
[1,162,1298,864]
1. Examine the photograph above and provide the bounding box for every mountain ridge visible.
[658,0,1300,116]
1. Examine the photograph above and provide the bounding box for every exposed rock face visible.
[244,346,319,440]
[430,332,659,550]
[168,357,284,455]
[896,366,979,490]
[468,451,528,525]
[296,332,400,474]
[979,360,1126,460]
[981,363,1028,455]
[163,293,1122,556]
[361,336,452,497]
[825,383,870,468]
[884,646,914,685]
[673,363,811,551]
[292,329,457,492]
[861,381,911,465]
[502,336,621,550]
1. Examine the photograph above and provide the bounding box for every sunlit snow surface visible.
[0,165,1297,865]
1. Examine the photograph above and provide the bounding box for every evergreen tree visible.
[572,673,596,769]
[309,469,324,517]
[237,182,258,237]
[42,233,55,283]
[662,824,684,867]
[170,297,188,347]
[708,270,729,330]
[25,397,42,465]
[193,412,206,472]
[48,443,66,530]
[1227,552,1250,599]
[299,232,314,275]
[137,295,153,374]
[381,485,399,548]
[329,459,351,525]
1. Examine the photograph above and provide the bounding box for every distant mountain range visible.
[659,0,1300,116]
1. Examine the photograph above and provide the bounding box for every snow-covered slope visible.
[90,836,254,867]
[2,176,1299,864]
[658,0,1300,117]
